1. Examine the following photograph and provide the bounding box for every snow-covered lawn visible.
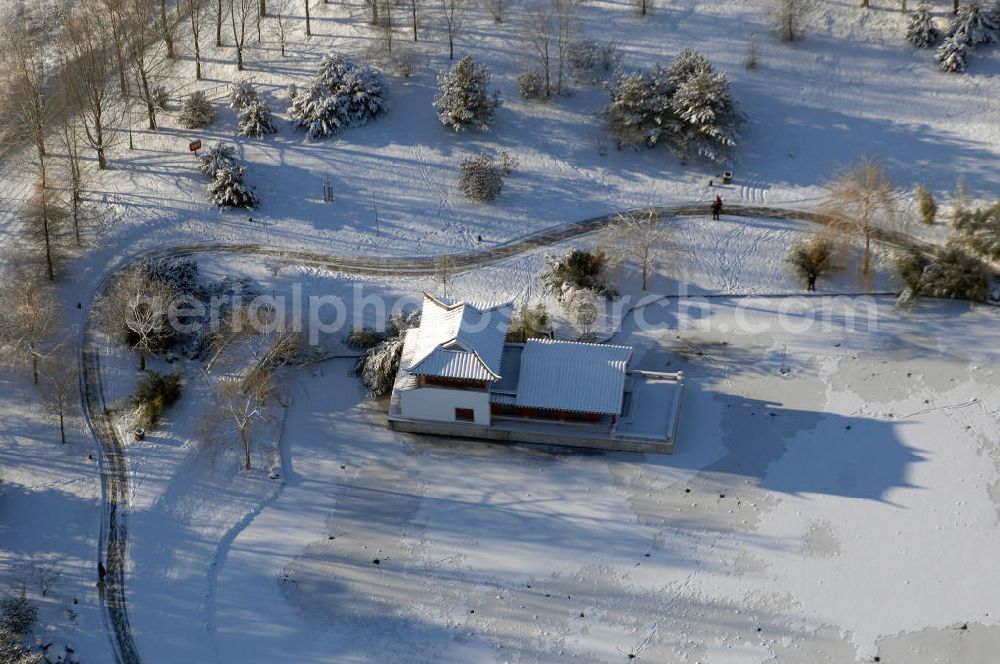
[1,0,999,660]
[80,236,999,663]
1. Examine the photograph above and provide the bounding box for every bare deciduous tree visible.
[439,0,465,59]
[94,266,176,370]
[774,0,812,42]
[189,0,207,78]
[23,184,69,282]
[271,0,291,55]
[0,262,60,385]
[231,0,258,69]
[63,6,125,169]
[202,328,300,470]
[304,0,312,36]
[57,115,88,248]
[216,0,227,46]
[601,210,673,290]
[123,0,167,130]
[159,0,177,58]
[821,158,898,278]
[40,354,80,445]
[522,0,576,97]
[2,10,55,190]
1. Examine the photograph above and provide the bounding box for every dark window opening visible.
[455,407,475,422]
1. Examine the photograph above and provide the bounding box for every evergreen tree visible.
[228,78,260,111]
[666,48,713,86]
[670,68,741,164]
[905,5,941,47]
[606,65,677,147]
[459,153,508,202]
[178,91,217,129]
[936,35,969,72]
[606,51,741,164]
[946,3,999,45]
[433,56,500,132]
[198,143,258,208]
[287,54,387,139]
[237,99,278,138]
[207,163,258,208]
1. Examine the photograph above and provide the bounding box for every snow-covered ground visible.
[88,241,1000,664]
[2,0,1000,661]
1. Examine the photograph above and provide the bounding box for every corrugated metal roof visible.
[515,339,632,415]
[407,293,513,382]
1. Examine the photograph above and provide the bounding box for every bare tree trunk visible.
[217,0,225,45]
[160,0,176,57]
[241,427,252,469]
[59,411,66,444]
[411,0,418,39]
[304,0,311,35]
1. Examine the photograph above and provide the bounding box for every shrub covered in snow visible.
[935,36,969,72]
[287,53,387,139]
[946,3,999,46]
[0,590,37,638]
[517,71,545,100]
[143,257,201,297]
[506,303,550,342]
[237,99,278,138]
[906,5,941,47]
[133,370,183,429]
[894,242,989,302]
[541,248,610,297]
[228,78,260,111]
[434,56,499,132]
[198,143,259,209]
[606,49,742,164]
[567,40,623,84]
[952,201,1000,260]
[352,311,419,397]
[179,91,216,128]
[458,151,516,202]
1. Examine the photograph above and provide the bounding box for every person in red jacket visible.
[711,195,723,220]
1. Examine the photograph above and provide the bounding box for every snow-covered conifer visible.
[666,48,713,86]
[670,68,742,164]
[459,153,509,202]
[936,35,969,72]
[905,5,941,47]
[198,143,258,208]
[517,72,545,100]
[178,91,217,128]
[197,143,237,177]
[228,78,260,111]
[606,51,740,164]
[947,3,999,45]
[606,65,676,146]
[207,163,258,208]
[237,99,278,138]
[287,54,387,139]
[433,56,499,132]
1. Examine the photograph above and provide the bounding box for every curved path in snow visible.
[76,204,950,664]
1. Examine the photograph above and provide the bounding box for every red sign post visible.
[189,140,202,154]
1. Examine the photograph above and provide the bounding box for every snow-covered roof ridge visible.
[407,293,514,382]
[515,339,633,415]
